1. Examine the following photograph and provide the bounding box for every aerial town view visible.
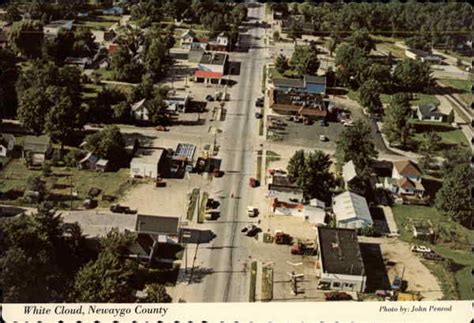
[0,0,472,305]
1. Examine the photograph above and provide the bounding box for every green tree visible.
[393,59,432,92]
[358,79,382,114]
[347,28,375,54]
[435,164,472,225]
[441,147,470,175]
[5,4,22,23]
[143,284,172,303]
[367,63,392,91]
[418,131,442,172]
[287,150,335,202]
[382,93,413,147]
[334,43,371,88]
[143,37,167,80]
[446,109,455,124]
[275,54,289,74]
[335,119,378,174]
[84,126,126,165]
[110,46,143,83]
[405,35,430,52]
[0,49,19,118]
[287,149,306,182]
[8,19,44,58]
[287,21,303,43]
[290,46,320,75]
[17,86,51,135]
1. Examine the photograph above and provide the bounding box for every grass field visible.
[392,205,474,300]
[348,90,440,107]
[410,120,470,152]
[0,159,133,209]
[438,78,472,104]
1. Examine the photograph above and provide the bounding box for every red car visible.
[324,292,352,301]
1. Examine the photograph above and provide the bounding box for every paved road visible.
[173,5,265,302]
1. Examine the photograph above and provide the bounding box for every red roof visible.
[108,43,119,55]
[194,70,223,79]
[196,37,209,43]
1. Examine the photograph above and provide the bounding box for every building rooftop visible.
[23,135,50,153]
[173,143,196,161]
[199,52,227,66]
[135,214,179,236]
[333,191,372,224]
[131,148,166,166]
[342,160,358,183]
[393,160,422,178]
[317,227,365,276]
[45,20,73,28]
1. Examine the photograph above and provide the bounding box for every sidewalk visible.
[376,122,422,160]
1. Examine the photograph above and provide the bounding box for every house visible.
[22,135,52,166]
[130,148,167,179]
[416,104,445,122]
[91,30,116,44]
[61,211,180,262]
[181,29,197,49]
[0,134,15,157]
[386,160,425,196]
[316,227,367,292]
[64,57,92,69]
[43,20,73,38]
[333,191,373,229]
[208,32,229,51]
[164,93,190,113]
[342,160,358,187]
[268,173,302,194]
[78,152,109,172]
[130,98,157,122]
[405,48,443,64]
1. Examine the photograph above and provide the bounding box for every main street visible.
[172,4,266,302]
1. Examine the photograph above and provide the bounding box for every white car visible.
[319,135,328,142]
[411,245,431,253]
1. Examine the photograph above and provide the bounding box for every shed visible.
[130,148,167,179]
[333,191,373,229]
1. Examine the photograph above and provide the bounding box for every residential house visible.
[181,29,197,49]
[61,211,180,263]
[405,48,443,64]
[43,20,74,38]
[316,227,367,292]
[64,57,92,69]
[386,160,425,196]
[333,191,373,229]
[22,135,52,166]
[130,148,167,179]
[78,152,109,172]
[416,104,445,122]
[130,98,156,122]
[208,32,229,51]
[342,160,358,187]
[0,134,15,157]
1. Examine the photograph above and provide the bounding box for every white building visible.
[180,29,196,49]
[386,160,425,196]
[333,191,373,229]
[43,20,73,38]
[342,160,358,186]
[0,134,15,157]
[130,98,153,121]
[316,227,367,292]
[130,148,167,179]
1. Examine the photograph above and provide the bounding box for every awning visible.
[194,70,223,79]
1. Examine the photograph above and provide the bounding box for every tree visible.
[335,119,378,174]
[287,21,303,43]
[17,86,51,135]
[435,164,472,225]
[0,49,19,118]
[301,51,320,76]
[367,63,392,91]
[287,150,335,202]
[290,46,320,75]
[8,19,44,58]
[393,59,432,92]
[142,37,167,80]
[143,284,172,303]
[358,79,382,114]
[441,147,470,175]
[347,28,375,54]
[405,35,430,52]
[287,149,306,182]
[5,4,22,23]
[446,109,455,124]
[418,132,442,171]
[275,54,289,74]
[334,43,371,88]
[110,46,143,83]
[382,93,412,147]
[84,126,126,165]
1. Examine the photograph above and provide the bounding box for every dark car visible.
[255,97,264,107]
[391,276,402,290]
[255,112,263,119]
[205,94,214,101]
[110,204,137,214]
[319,119,328,126]
[324,292,352,301]
[423,252,444,261]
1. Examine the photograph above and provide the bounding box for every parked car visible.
[391,276,402,290]
[255,97,264,107]
[411,245,431,253]
[247,206,259,217]
[319,135,328,142]
[324,292,352,301]
[319,119,328,126]
[110,204,137,214]
[241,224,259,236]
[423,251,444,261]
[255,112,263,119]
[205,94,214,101]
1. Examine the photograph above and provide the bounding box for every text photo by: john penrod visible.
[24,304,169,318]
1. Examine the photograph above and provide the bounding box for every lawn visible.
[372,35,406,59]
[410,120,470,151]
[93,68,114,81]
[392,205,474,300]
[76,15,121,30]
[438,78,472,104]
[268,67,283,80]
[348,90,440,107]
[0,159,134,209]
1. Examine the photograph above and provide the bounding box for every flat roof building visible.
[317,227,367,292]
